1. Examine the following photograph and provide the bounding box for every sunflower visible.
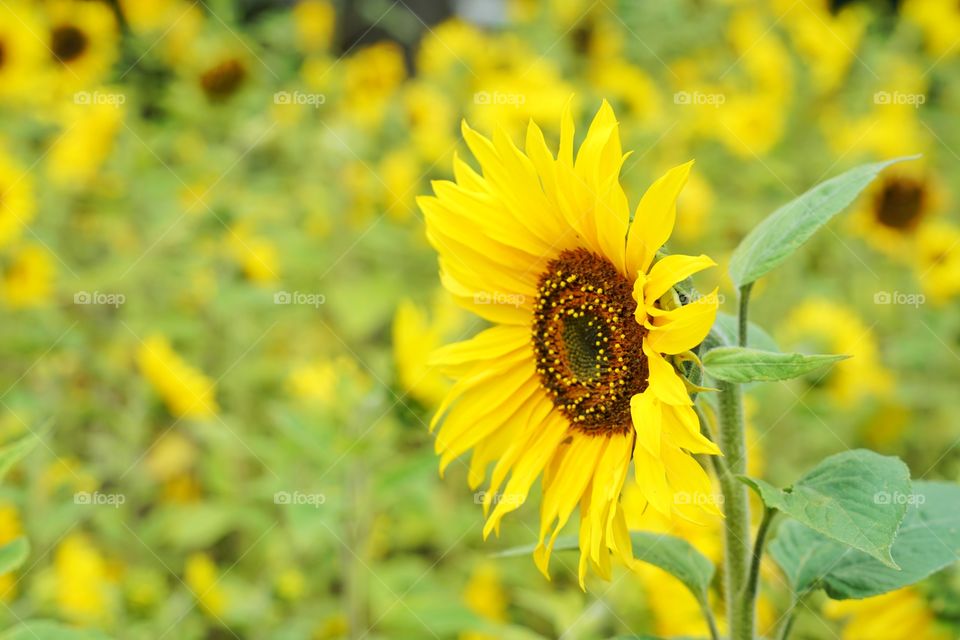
[0,149,36,247]
[0,3,45,104]
[824,586,950,640]
[420,101,721,586]
[43,0,118,93]
[850,166,944,257]
[914,221,960,303]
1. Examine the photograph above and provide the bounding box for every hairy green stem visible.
[700,600,722,640]
[738,283,753,347]
[776,597,802,640]
[718,379,753,640]
[745,506,776,624]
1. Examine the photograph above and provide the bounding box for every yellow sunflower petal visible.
[631,391,661,457]
[643,341,693,406]
[644,254,717,306]
[644,288,719,355]
[625,161,695,277]
[663,403,721,455]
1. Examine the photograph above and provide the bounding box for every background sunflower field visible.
[0,0,959,638]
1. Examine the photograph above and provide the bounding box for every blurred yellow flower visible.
[902,0,960,59]
[343,41,406,127]
[380,148,421,222]
[2,244,56,309]
[392,293,465,408]
[42,0,119,93]
[461,562,507,640]
[39,457,97,496]
[275,567,306,601]
[825,586,949,640]
[589,58,663,126]
[0,504,22,602]
[781,299,892,404]
[675,166,715,243]
[227,224,280,283]
[137,335,219,418]
[199,55,249,102]
[55,533,113,625]
[118,0,184,34]
[0,3,45,103]
[0,150,35,247]
[185,552,227,618]
[416,19,488,79]
[403,82,457,163]
[288,356,367,406]
[293,0,335,53]
[914,221,960,304]
[145,431,197,482]
[47,98,124,187]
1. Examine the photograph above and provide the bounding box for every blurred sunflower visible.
[43,0,118,93]
[849,166,944,257]
[2,244,56,308]
[137,335,219,419]
[914,221,960,303]
[421,101,721,586]
[0,3,44,103]
[824,586,950,640]
[902,0,960,59]
[0,150,35,247]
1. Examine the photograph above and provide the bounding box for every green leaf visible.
[0,538,29,574]
[0,621,111,640]
[711,312,779,351]
[0,432,40,482]
[702,347,848,383]
[742,449,911,567]
[771,481,960,599]
[728,156,918,288]
[495,531,714,607]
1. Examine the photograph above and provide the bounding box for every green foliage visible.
[743,450,911,566]
[728,156,918,288]
[0,538,29,574]
[771,482,960,600]
[702,347,848,383]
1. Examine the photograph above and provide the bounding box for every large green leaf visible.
[742,450,911,567]
[0,538,29,574]
[703,347,848,383]
[728,156,917,288]
[0,432,39,482]
[771,481,960,599]
[495,531,714,606]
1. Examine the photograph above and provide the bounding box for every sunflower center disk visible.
[532,248,648,436]
[51,25,88,64]
[874,178,926,231]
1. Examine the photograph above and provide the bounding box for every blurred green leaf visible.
[0,432,40,482]
[771,481,960,599]
[0,621,111,640]
[703,347,848,383]
[728,156,918,288]
[0,538,29,574]
[743,449,911,567]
